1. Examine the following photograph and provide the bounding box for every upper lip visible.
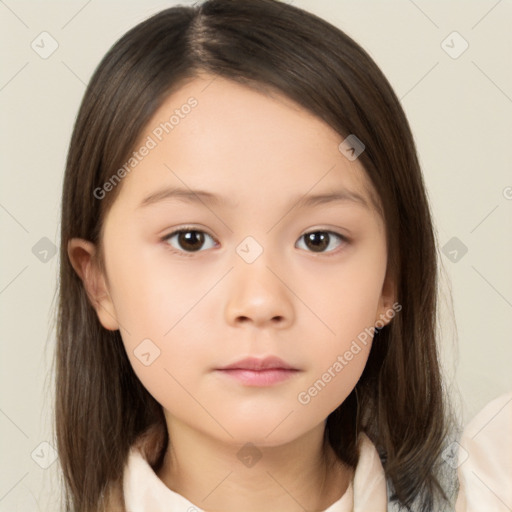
[218,356,298,371]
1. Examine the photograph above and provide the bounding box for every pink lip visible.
[217,368,299,386]
[218,356,298,371]
[215,356,301,387]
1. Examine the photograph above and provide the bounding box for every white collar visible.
[123,431,387,511]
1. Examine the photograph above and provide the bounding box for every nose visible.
[224,255,294,329]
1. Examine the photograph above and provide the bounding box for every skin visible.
[69,74,395,511]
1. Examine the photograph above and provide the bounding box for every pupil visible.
[180,231,204,251]
[307,232,328,252]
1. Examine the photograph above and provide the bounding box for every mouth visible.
[215,356,301,387]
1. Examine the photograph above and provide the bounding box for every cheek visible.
[105,242,212,341]
[296,327,372,417]
[299,252,385,342]
[293,252,384,411]
[105,246,216,390]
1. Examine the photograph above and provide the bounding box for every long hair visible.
[55,1,455,510]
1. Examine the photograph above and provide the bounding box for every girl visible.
[55,0,457,510]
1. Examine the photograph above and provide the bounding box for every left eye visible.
[163,229,217,253]
[295,231,347,253]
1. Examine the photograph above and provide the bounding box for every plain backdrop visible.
[1,0,511,510]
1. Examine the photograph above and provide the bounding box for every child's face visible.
[79,74,393,446]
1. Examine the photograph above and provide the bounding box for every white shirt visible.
[455,391,512,512]
[123,431,388,511]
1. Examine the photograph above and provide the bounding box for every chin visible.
[217,421,306,449]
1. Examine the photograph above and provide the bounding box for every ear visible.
[67,238,119,331]
[374,268,397,328]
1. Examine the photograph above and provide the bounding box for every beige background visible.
[1,0,511,510]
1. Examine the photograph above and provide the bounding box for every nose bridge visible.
[225,236,294,327]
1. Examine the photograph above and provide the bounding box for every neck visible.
[156,417,352,512]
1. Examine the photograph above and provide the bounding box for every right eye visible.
[162,227,218,254]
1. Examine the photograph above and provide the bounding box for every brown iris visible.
[177,230,205,252]
[303,232,330,252]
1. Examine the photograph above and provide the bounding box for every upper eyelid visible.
[163,226,347,239]
[163,226,218,241]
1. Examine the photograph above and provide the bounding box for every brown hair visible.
[56,0,456,510]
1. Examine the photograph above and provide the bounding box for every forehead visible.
[112,74,380,217]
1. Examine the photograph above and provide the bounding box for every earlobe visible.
[67,238,120,331]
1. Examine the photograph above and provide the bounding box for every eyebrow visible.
[138,186,371,211]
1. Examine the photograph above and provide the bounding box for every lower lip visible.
[216,368,300,386]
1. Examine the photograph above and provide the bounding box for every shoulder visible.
[101,422,168,512]
[455,391,512,511]
[352,432,388,510]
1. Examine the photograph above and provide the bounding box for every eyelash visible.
[161,226,349,257]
